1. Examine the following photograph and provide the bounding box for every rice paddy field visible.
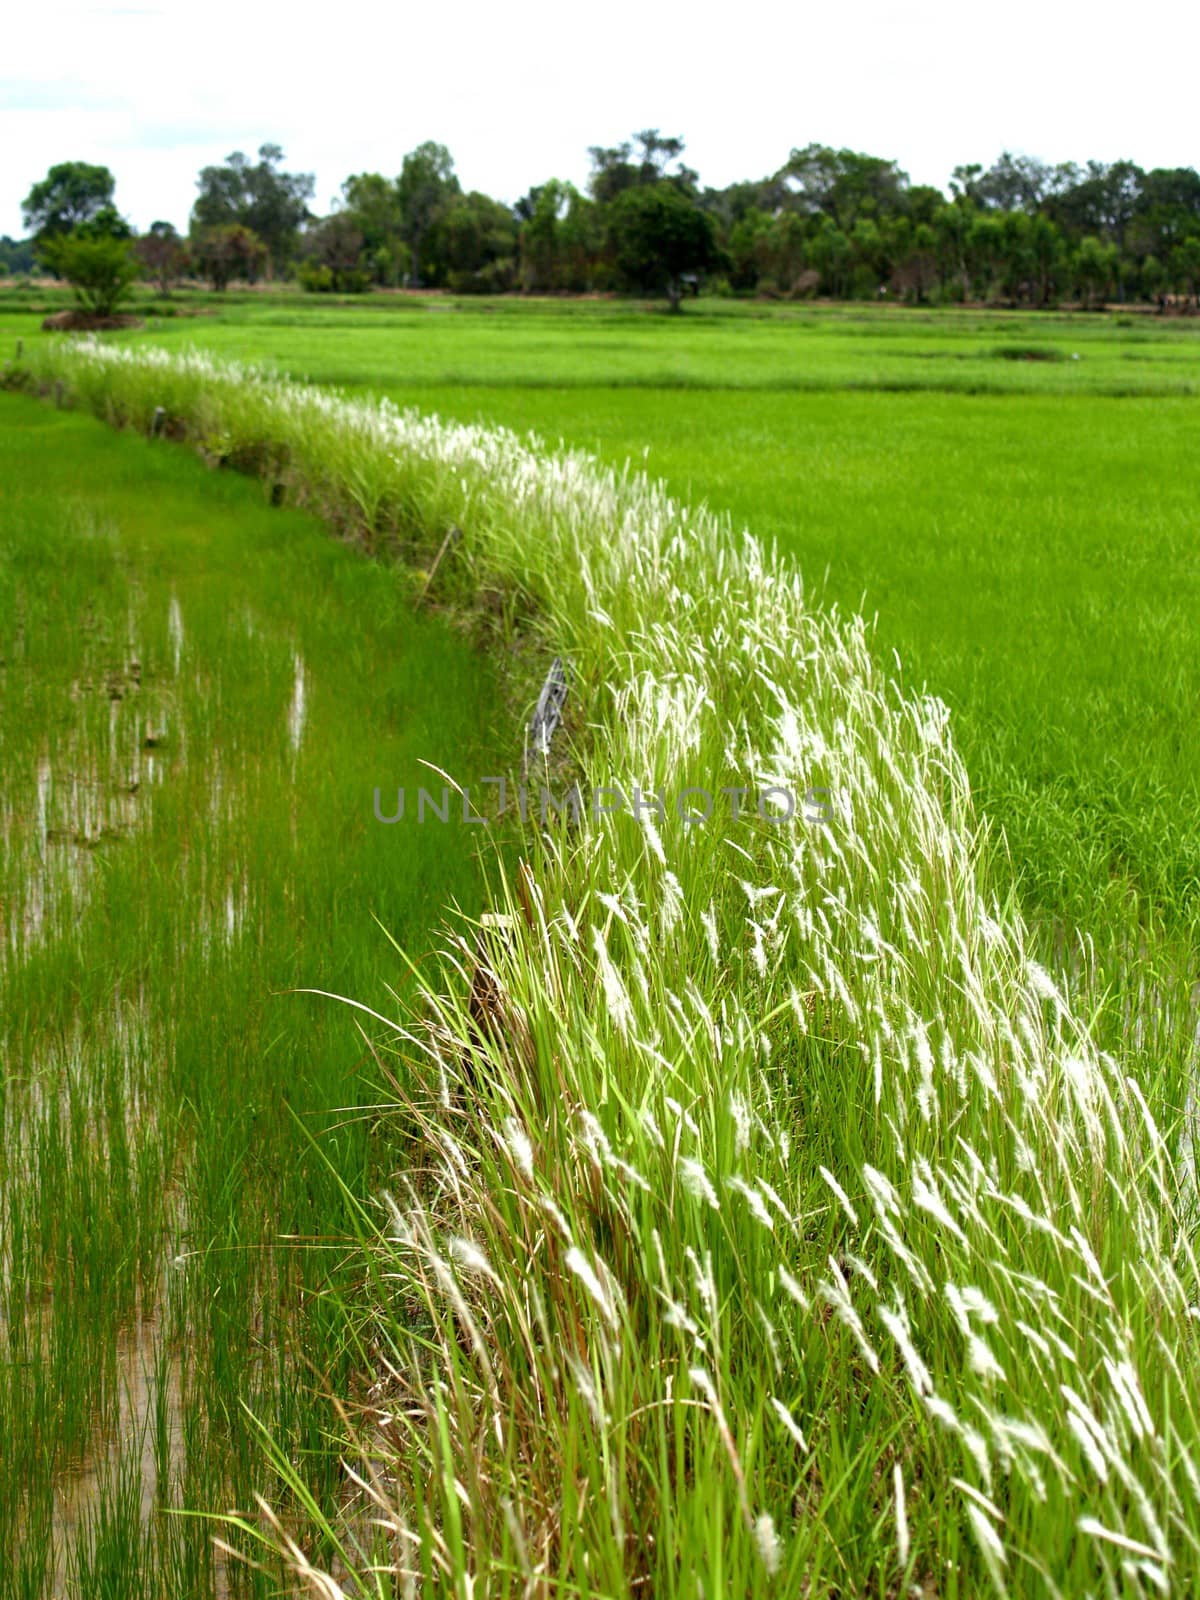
[0,388,505,1591]
[2,294,1200,1596]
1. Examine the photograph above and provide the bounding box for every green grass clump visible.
[13,339,1200,1596]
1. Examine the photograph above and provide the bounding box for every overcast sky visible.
[3,0,1198,237]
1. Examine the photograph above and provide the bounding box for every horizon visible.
[3,0,1198,237]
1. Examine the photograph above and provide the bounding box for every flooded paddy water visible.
[0,394,507,1594]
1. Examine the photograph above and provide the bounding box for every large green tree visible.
[22,162,116,244]
[780,144,908,230]
[191,145,313,274]
[339,172,407,285]
[395,141,459,286]
[609,183,717,311]
[516,180,598,291]
[433,191,517,292]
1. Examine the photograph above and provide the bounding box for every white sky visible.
[2,0,1197,237]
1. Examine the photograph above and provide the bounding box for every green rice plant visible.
[13,339,1200,1594]
[0,390,508,1595]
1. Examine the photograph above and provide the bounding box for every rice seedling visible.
[0,391,505,1593]
[8,339,1198,1594]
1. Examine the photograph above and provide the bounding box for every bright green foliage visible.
[40,231,137,315]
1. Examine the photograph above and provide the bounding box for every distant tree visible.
[395,141,460,286]
[299,213,369,293]
[726,207,772,291]
[904,184,945,226]
[557,187,602,291]
[588,130,696,203]
[190,223,268,290]
[517,181,566,289]
[998,212,1035,303]
[1028,214,1065,306]
[434,192,518,293]
[850,217,886,293]
[949,163,987,207]
[933,201,974,298]
[891,219,937,302]
[1169,236,1200,308]
[1129,168,1200,271]
[516,180,598,291]
[22,162,116,245]
[970,152,1053,212]
[588,140,637,204]
[72,205,132,241]
[610,183,717,310]
[134,220,188,295]
[1138,167,1200,224]
[966,213,1005,299]
[631,129,695,189]
[780,144,909,230]
[809,217,852,297]
[191,145,313,275]
[339,172,407,285]
[1073,235,1118,307]
[769,211,811,295]
[1052,160,1143,244]
[0,236,36,276]
[700,176,787,233]
[1140,253,1166,305]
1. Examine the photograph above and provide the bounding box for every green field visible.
[0,394,504,1591]
[17,293,1191,975]
[3,296,1200,1595]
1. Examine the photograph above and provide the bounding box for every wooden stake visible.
[417,524,462,606]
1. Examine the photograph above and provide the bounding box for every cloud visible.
[0,77,122,113]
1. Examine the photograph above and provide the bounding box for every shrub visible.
[190,223,268,291]
[448,257,516,294]
[297,261,334,293]
[40,232,137,316]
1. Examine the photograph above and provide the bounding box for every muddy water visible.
[48,1306,230,1599]
[2,593,232,1586]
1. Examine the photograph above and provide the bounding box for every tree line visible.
[8,136,1200,313]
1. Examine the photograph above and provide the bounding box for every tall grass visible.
[10,340,1200,1595]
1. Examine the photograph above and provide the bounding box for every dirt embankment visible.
[41,310,144,332]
